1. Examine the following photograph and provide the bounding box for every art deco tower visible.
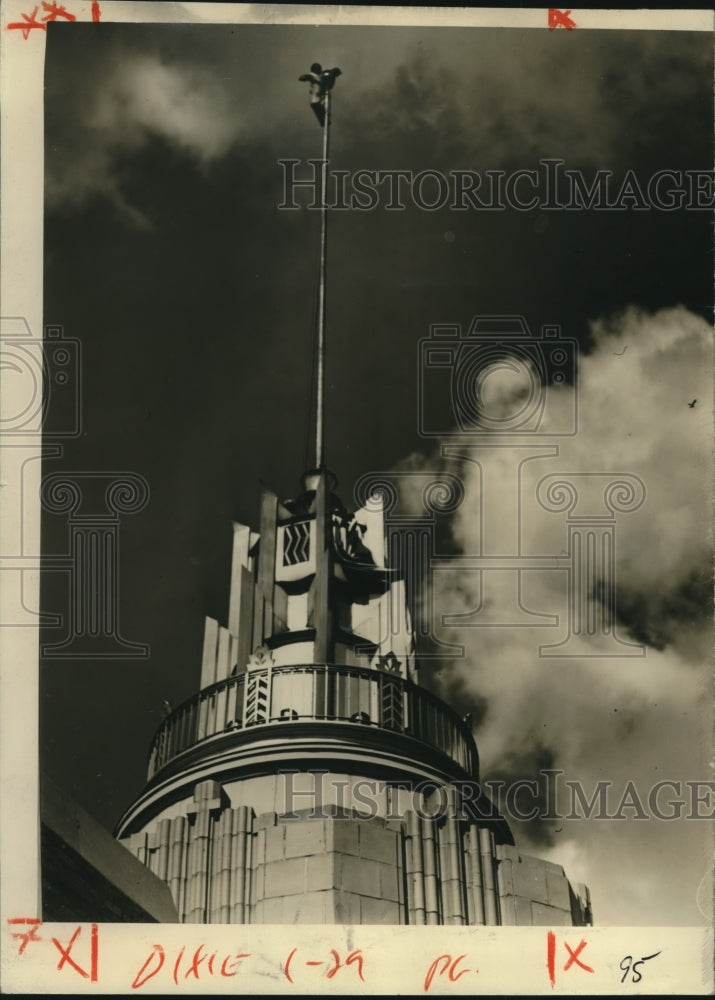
[115,68,591,928]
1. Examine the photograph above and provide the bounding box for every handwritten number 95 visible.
[619,951,661,984]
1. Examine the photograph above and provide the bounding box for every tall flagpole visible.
[316,87,331,471]
[298,64,340,665]
[299,63,340,473]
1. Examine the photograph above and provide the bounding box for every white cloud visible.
[394,306,713,924]
[89,54,240,163]
[45,50,244,225]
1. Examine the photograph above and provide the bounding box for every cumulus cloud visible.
[391,305,712,923]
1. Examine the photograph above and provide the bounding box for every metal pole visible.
[316,88,331,470]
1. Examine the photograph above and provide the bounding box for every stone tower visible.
[115,465,591,926]
[115,64,591,927]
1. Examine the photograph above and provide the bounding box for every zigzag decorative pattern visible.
[381,675,403,731]
[244,671,269,725]
[283,521,310,566]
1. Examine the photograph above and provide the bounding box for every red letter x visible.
[52,925,98,982]
[564,940,594,974]
[548,9,576,30]
[548,932,594,987]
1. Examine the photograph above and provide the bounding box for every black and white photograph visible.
[1,3,713,994]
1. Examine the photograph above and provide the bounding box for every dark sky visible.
[40,19,713,924]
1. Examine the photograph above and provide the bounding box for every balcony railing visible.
[148,664,478,780]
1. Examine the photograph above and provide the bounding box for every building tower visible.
[115,67,592,928]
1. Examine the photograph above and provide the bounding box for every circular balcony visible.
[148,663,479,781]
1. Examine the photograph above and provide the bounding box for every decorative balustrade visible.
[148,664,478,780]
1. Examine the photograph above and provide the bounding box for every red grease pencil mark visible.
[283,947,365,984]
[548,8,576,30]
[41,1,76,21]
[284,947,297,984]
[130,945,250,988]
[330,949,365,981]
[6,7,45,36]
[547,932,594,988]
[547,930,556,988]
[564,940,594,974]
[51,924,99,981]
[7,918,43,954]
[8,0,97,35]
[424,954,473,992]
[90,923,99,982]
[172,945,185,985]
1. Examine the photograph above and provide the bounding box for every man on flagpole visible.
[299,63,342,126]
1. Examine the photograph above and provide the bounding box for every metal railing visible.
[148,663,478,779]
